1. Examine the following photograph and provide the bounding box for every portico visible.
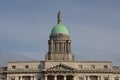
[21,76,36,80]
[44,63,77,80]
[45,75,75,80]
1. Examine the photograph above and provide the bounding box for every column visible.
[20,76,22,80]
[109,75,113,80]
[69,42,71,52]
[63,42,64,52]
[118,77,120,80]
[58,42,59,52]
[54,75,57,80]
[7,76,10,80]
[97,76,100,80]
[73,76,76,80]
[59,42,61,52]
[86,76,90,80]
[83,75,86,80]
[56,42,58,52]
[51,40,53,52]
[31,76,34,80]
[53,42,55,52]
[100,76,104,80]
[55,42,57,52]
[18,76,22,80]
[49,41,51,52]
[64,75,66,80]
[15,77,19,80]
[61,42,63,52]
[67,41,69,52]
[64,42,66,52]
[33,76,36,80]
[45,76,47,80]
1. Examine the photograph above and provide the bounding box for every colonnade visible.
[45,75,75,80]
[7,75,120,80]
[82,75,120,80]
[49,40,71,53]
[17,76,36,80]
[84,76,101,80]
[44,75,116,80]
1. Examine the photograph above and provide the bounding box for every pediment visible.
[46,63,78,71]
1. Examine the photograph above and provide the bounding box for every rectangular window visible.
[38,64,41,68]
[104,65,108,69]
[11,78,15,80]
[79,65,83,69]
[91,65,95,69]
[12,65,16,69]
[37,77,41,80]
[25,65,29,69]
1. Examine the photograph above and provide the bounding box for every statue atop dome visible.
[57,10,61,24]
[51,10,69,36]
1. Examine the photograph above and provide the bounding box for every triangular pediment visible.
[46,63,78,71]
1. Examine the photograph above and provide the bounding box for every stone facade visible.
[0,67,7,80]
[1,11,120,80]
[6,61,120,80]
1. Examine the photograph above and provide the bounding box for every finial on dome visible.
[57,10,61,24]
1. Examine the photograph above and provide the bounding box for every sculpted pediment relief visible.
[46,63,77,71]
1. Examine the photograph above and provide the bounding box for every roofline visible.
[45,60,112,63]
[8,60,44,63]
[8,60,112,63]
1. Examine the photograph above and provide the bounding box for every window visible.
[25,65,29,69]
[11,78,15,80]
[91,65,95,69]
[104,65,108,69]
[37,77,41,80]
[114,77,119,80]
[104,77,108,80]
[38,64,41,68]
[12,65,16,69]
[79,65,83,69]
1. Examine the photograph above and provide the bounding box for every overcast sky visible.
[0,0,120,66]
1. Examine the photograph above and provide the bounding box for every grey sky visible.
[0,0,120,66]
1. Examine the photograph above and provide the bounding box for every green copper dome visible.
[51,10,69,35]
[51,23,69,35]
